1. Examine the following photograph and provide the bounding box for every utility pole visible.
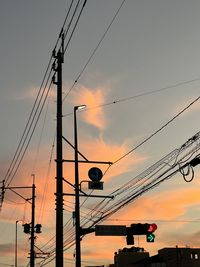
[53,43,64,267]
[30,175,36,267]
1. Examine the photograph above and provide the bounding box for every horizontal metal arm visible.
[62,159,113,165]
[56,193,114,199]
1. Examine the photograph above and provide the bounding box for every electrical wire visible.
[5,79,53,187]
[103,93,200,175]
[37,130,200,265]
[64,0,88,54]
[105,218,200,223]
[62,0,127,101]
[2,0,83,189]
[63,77,200,117]
[37,134,55,224]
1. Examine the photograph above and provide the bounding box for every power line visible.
[2,0,87,189]
[106,219,200,223]
[37,87,200,266]
[44,132,200,259]
[102,93,200,176]
[63,76,200,117]
[62,0,127,101]
[5,79,53,187]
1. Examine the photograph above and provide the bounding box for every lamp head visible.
[74,105,86,111]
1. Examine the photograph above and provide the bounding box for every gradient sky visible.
[1,1,200,266]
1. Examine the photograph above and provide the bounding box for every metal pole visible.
[55,50,63,267]
[15,221,18,267]
[30,176,35,267]
[74,106,81,267]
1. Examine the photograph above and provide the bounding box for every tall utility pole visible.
[30,175,36,267]
[53,46,64,267]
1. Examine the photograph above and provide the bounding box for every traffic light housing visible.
[35,224,42,233]
[146,232,155,242]
[129,223,157,243]
[23,223,31,234]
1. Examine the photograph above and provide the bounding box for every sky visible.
[1,0,200,266]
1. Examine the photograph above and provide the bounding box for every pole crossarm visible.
[62,192,114,199]
[4,186,33,189]
[5,186,33,204]
[63,159,113,165]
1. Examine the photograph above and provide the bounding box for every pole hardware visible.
[4,175,41,267]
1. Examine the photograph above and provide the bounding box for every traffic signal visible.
[146,223,157,242]
[146,232,155,242]
[23,223,31,234]
[130,223,157,242]
[35,224,42,233]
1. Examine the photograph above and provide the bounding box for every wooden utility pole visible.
[30,175,36,267]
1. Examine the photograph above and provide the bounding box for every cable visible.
[2,0,81,189]
[105,218,200,223]
[37,128,200,265]
[62,0,127,101]
[3,62,53,186]
[106,94,200,170]
[53,0,75,50]
[37,134,55,223]
[64,0,88,54]
[6,79,53,187]
[63,77,200,117]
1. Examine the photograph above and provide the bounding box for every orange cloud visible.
[70,86,108,129]
[79,136,145,181]
[1,134,148,264]
[112,184,200,223]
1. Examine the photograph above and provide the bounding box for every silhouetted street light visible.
[74,105,86,267]
[15,220,22,267]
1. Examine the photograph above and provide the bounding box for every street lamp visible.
[74,105,86,267]
[15,220,22,267]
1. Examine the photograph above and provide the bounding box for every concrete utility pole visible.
[53,47,64,267]
[30,175,36,267]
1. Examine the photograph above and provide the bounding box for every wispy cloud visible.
[71,86,108,129]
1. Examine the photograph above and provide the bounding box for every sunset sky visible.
[1,1,200,266]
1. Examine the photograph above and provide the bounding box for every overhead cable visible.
[63,0,127,101]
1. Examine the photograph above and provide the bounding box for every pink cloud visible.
[79,136,145,181]
[70,86,108,129]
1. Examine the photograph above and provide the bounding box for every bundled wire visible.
[37,130,200,265]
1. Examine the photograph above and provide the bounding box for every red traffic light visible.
[148,223,157,232]
[130,223,157,235]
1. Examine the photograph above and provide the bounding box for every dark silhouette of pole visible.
[55,49,64,267]
[74,105,86,267]
[30,175,36,267]
[15,220,20,267]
